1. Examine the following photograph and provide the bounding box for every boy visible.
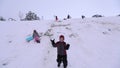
[50,35,70,68]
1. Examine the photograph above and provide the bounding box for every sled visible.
[26,36,33,42]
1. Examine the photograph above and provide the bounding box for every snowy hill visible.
[0,17,120,68]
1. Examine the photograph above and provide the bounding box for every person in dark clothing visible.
[67,14,71,19]
[50,35,70,68]
[82,15,85,19]
[55,16,58,21]
[33,30,40,43]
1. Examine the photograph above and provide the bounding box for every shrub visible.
[92,14,103,18]
[24,11,40,21]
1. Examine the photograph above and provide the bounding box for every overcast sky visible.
[0,0,120,20]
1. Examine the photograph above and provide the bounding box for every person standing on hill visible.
[67,14,71,19]
[50,35,70,68]
[82,15,85,19]
[55,16,58,21]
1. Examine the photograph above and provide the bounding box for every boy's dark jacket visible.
[50,39,70,55]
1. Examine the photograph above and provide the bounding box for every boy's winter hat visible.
[59,35,65,39]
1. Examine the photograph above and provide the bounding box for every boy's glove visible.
[66,44,70,50]
[50,39,55,46]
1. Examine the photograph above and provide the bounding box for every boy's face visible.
[59,37,64,42]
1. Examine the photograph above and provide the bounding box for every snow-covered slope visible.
[0,17,120,68]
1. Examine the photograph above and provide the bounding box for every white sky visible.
[0,0,120,20]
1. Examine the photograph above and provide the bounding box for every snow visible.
[0,17,120,68]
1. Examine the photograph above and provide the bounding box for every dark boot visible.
[36,40,40,43]
[64,66,67,68]
[58,63,60,67]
